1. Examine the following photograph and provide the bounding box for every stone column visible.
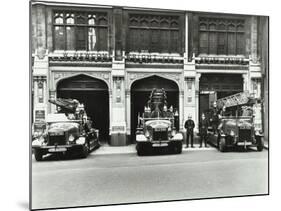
[110,76,127,146]
[251,16,258,64]
[33,80,38,105]
[183,77,196,126]
[195,73,201,126]
[185,12,188,58]
[125,89,131,138]
[109,90,113,136]
[49,90,56,114]
[179,90,184,131]
[33,76,47,122]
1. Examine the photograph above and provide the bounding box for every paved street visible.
[32,147,268,210]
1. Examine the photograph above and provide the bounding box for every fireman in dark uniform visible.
[82,115,90,134]
[210,101,219,134]
[184,114,195,148]
[199,113,209,148]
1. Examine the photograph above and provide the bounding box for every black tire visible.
[256,136,264,152]
[34,149,43,161]
[174,142,182,154]
[217,134,221,148]
[136,143,146,156]
[219,137,226,152]
[80,143,89,158]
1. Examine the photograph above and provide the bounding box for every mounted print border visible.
[30,0,269,210]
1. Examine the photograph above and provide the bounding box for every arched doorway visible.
[57,74,109,141]
[199,73,243,118]
[130,75,179,143]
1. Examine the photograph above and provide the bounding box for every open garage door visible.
[130,75,179,143]
[57,74,109,142]
[199,73,243,118]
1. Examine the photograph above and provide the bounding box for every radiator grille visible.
[153,129,168,141]
[239,129,251,142]
[48,135,66,146]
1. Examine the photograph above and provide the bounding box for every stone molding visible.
[52,71,111,90]
[127,72,182,90]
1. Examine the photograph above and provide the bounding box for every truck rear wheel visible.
[219,137,226,152]
[80,143,89,158]
[34,149,43,161]
[256,136,264,152]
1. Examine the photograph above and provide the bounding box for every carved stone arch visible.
[98,15,108,25]
[54,72,111,91]
[128,73,181,91]
[140,18,149,27]
[209,22,217,30]
[199,22,208,30]
[150,18,159,27]
[228,23,236,30]
[160,19,169,27]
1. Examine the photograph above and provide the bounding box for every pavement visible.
[93,143,216,155]
[94,135,268,155]
[32,149,268,210]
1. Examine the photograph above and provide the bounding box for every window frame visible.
[127,13,182,53]
[52,10,109,51]
[198,17,246,56]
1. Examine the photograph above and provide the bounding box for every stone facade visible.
[31,1,268,145]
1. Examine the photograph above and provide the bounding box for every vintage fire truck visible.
[207,92,264,152]
[32,98,100,161]
[135,89,183,156]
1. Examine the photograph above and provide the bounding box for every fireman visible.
[199,113,209,148]
[210,101,219,134]
[82,115,90,134]
[184,114,195,148]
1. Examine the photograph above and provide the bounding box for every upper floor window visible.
[53,11,108,51]
[128,14,181,53]
[199,17,245,56]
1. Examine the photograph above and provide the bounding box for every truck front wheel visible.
[173,142,182,154]
[34,149,43,161]
[136,143,146,156]
[169,142,182,154]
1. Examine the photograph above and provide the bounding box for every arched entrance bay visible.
[130,75,179,143]
[57,74,109,141]
[199,73,243,119]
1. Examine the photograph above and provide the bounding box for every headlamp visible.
[145,130,150,138]
[68,134,75,142]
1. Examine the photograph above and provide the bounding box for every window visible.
[128,14,181,53]
[53,11,108,51]
[199,17,246,55]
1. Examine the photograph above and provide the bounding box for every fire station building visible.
[31,1,268,145]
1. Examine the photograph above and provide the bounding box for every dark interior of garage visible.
[57,74,109,142]
[199,73,243,118]
[130,76,179,143]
